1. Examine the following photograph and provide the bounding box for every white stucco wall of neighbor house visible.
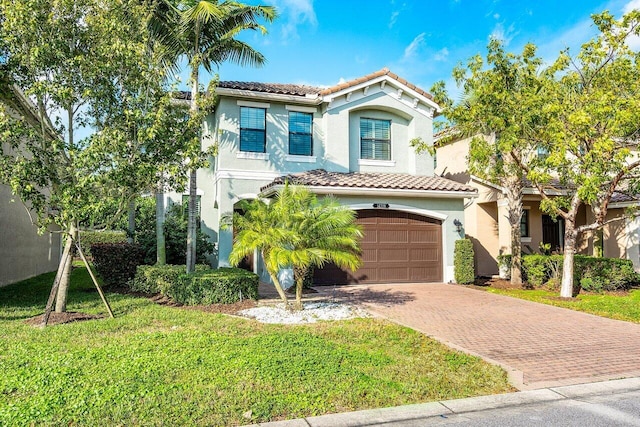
[0,185,61,287]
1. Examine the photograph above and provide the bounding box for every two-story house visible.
[435,133,640,277]
[171,69,477,285]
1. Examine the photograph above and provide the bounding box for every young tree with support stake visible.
[0,0,193,323]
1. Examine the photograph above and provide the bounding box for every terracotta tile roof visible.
[218,81,322,97]
[611,191,640,204]
[319,68,434,101]
[261,169,476,194]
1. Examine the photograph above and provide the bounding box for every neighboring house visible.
[171,68,477,284]
[435,133,640,277]
[0,84,62,286]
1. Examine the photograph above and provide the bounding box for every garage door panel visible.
[378,248,409,261]
[410,229,439,243]
[378,229,408,243]
[361,248,378,262]
[314,209,442,285]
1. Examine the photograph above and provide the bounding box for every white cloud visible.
[623,0,640,13]
[493,13,500,19]
[403,32,427,60]
[434,47,449,62]
[271,0,317,41]
[489,22,518,46]
[388,1,408,28]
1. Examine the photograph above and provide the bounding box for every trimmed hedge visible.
[454,238,475,284]
[131,265,259,304]
[79,230,127,258]
[522,254,639,292]
[130,264,210,294]
[91,243,145,288]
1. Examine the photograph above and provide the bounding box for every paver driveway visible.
[320,283,640,390]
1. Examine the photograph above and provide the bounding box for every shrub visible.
[136,202,215,265]
[454,239,475,284]
[130,264,209,294]
[163,268,259,305]
[79,230,127,258]
[91,243,145,288]
[522,254,639,292]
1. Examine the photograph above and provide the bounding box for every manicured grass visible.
[486,287,640,323]
[0,268,512,426]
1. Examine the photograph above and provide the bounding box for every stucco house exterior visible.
[435,133,640,277]
[0,84,61,286]
[171,69,477,285]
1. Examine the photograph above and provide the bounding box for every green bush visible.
[79,230,127,258]
[522,254,639,292]
[164,268,259,305]
[130,265,258,304]
[454,239,475,284]
[91,243,145,288]
[130,264,209,294]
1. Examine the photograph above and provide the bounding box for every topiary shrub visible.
[130,264,209,294]
[454,238,475,284]
[79,230,127,258]
[91,243,145,288]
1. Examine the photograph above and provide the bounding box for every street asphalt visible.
[244,377,640,427]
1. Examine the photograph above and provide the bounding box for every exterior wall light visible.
[453,218,463,233]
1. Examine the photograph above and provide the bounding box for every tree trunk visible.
[127,198,135,244]
[186,170,197,273]
[263,251,289,307]
[504,170,523,287]
[55,221,78,312]
[186,65,199,274]
[293,266,306,311]
[156,189,166,265]
[560,223,578,298]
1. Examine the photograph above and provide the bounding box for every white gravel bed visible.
[238,301,369,324]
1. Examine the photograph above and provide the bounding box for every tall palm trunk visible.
[185,65,199,274]
[156,188,166,265]
[127,198,135,243]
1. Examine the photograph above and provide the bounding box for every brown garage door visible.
[314,209,442,285]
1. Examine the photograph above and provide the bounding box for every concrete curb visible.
[244,377,640,427]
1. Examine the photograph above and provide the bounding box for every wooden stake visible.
[75,241,114,319]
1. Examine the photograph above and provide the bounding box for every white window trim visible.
[285,104,317,113]
[236,152,269,160]
[237,100,270,108]
[358,159,396,167]
[285,154,317,163]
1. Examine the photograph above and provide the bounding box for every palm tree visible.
[227,184,362,310]
[283,187,362,310]
[149,0,276,273]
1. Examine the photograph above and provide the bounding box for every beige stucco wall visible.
[0,185,61,287]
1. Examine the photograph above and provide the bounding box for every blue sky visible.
[184,0,640,96]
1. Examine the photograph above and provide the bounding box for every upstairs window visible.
[360,118,391,160]
[240,107,266,153]
[537,146,549,161]
[288,111,313,156]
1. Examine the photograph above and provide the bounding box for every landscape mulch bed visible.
[24,312,103,327]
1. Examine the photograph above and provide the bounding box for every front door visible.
[542,214,564,252]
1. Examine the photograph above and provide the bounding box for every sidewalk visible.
[245,377,640,427]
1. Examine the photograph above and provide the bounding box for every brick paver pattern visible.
[322,283,640,389]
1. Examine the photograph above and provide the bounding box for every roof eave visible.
[261,184,477,199]
[216,87,322,105]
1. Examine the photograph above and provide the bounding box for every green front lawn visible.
[0,268,511,426]
[486,287,640,323]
